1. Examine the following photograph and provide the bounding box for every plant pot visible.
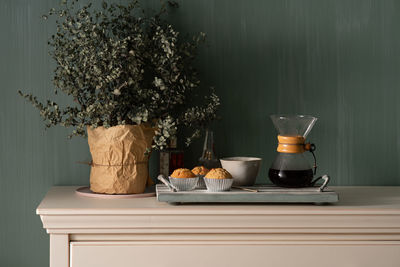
[87,124,155,194]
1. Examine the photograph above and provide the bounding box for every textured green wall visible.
[170,0,400,186]
[1,0,400,266]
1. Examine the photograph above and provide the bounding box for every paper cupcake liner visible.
[169,177,199,191]
[204,178,233,192]
[196,175,207,189]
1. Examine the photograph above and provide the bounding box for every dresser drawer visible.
[70,241,400,267]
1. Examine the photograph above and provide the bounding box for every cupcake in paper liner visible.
[204,168,233,192]
[192,166,209,189]
[169,168,199,191]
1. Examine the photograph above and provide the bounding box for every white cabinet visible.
[37,186,400,267]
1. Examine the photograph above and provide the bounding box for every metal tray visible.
[156,184,339,204]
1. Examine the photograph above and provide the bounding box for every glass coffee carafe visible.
[268,114,322,188]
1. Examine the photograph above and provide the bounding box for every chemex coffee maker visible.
[268,114,330,188]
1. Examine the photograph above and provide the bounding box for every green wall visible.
[1,0,400,266]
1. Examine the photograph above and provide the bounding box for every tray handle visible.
[157,174,178,192]
[310,174,330,192]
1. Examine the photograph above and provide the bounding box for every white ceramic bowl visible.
[220,157,262,186]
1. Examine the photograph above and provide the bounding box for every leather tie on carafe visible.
[276,135,317,175]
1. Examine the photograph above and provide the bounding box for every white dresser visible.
[37,186,400,267]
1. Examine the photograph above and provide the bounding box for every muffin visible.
[170,168,196,178]
[192,166,209,176]
[204,168,233,192]
[205,168,232,179]
[192,166,209,189]
[169,168,198,191]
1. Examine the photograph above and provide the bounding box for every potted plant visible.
[19,0,220,194]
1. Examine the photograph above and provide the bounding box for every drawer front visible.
[71,241,400,267]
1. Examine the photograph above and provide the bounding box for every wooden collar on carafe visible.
[277,135,312,153]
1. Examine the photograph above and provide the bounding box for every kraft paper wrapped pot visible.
[87,124,155,194]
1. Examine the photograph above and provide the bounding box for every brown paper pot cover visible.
[87,124,155,194]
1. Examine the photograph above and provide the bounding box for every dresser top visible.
[36,186,400,216]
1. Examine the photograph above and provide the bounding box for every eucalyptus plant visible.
[19,0,220,150]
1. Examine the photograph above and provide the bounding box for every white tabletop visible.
[37,186,400,216]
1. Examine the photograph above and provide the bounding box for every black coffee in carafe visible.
[268,168,314,188]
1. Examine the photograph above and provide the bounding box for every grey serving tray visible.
[156,184,339,204]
